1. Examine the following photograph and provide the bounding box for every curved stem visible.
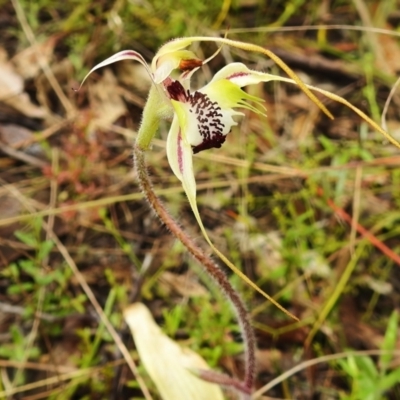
[133,142,256,392]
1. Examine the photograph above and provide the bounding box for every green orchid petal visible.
[154,50,201,83]
[268,76,400,150]
[207,62,400,149]
[152,38,197,72]
[153,39,225,83]
[201,78,266,116]
[209,62,278,87]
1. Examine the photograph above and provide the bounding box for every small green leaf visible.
[38,240,54,260]
[0,263,19,279]
[14,230,37,247]
[163,304,185,336]
[8,282,34,295]
[35,272,56,285]
[379,367,400,392]
[356,356,379,380]
[10,325,25,345]
[380,310,398,374]
[19,259,39,277]
[339,355,359,378]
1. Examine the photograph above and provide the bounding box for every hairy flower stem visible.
[133,142,256,393]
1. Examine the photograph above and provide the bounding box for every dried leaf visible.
[377,32,400,74]
[124,303,224,400]
[159,271,208,297]
[88,69,126,127]
[116,62,152,94]
[11,37,56,80]
[0,47,46,119]
[0,124,44,157]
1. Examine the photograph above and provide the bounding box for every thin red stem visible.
[317,187,400,267]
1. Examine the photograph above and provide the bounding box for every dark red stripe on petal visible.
[227,72,249,80]
[119,50,148,65]
[177,129,184,174]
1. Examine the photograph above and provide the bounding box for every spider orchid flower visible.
[162,63,290,271]
[78,36,337,150]
[78,38,326,305]
[79,37,400,307]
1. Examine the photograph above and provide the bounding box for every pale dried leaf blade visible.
[124,303,224,400]
[0,47,46,119]
[11,37,56,79]
[88,69,127,127]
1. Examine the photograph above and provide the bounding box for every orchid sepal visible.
[154,50,202,83]
[258,74,400,150]
[168,125,299,320]
[201,78,266,115]
[151,38,198,72]
[76,50,154,92]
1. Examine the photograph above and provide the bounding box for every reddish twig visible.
[317,187,400,267]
